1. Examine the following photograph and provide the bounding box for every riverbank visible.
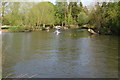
[0,26,49,32]
[1,25,118,35]
[0,25,77,33]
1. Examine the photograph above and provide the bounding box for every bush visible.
[40,27,46,30]
[8,26,26,32]
[83,25,87,27]
[99,27,112,35]
[77,12,89,25]
[89,25,95,28]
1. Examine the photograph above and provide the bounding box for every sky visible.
[2,0,95,6]
[36,0,94,6]
[2,0,118,6]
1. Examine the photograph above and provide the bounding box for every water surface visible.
[2,29,118,78]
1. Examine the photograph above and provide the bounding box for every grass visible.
[8,26,26,32]
[8,25,50,32]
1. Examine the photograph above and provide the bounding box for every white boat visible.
[88,29,97,34]
[54,28,61,35]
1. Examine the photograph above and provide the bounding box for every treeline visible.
[2,1,120,34]
[89,2,120,35]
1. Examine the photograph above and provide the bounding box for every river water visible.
[2,29,118,78]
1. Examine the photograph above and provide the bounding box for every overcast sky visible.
[2,0,118,6]
[36,0,94,6]
[2,0,95,6]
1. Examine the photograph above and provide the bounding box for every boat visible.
[88,29,97,34]
[54,28,61,35]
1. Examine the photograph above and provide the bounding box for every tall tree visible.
[2,2,8,25]
[77,12,89,25]
[29,2,55,27]
[55,1,67,26]
[68,2,79,24]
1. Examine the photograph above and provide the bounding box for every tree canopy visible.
[2,1,120,34]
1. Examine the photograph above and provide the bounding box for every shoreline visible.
[0,26,117,35]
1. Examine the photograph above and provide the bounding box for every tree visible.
[104,2,120,34]
[4,2,22,26]
[83,6,89,15]
[88,1,120,34]
[55,1,68,26]
[77,12,89,25]
[2,2,8,25]
[19,2,35,26]
[55,2,65,26]
[67,13,74,25]
[68,2,80,24]
[29,2,55,27]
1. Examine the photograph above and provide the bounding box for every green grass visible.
[8,26,26,32]
[39,27,47,30]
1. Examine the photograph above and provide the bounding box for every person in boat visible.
[54,28,61,35]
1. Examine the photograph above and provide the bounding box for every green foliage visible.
[81,25,95,29]
[87,25,95,29]
[8,26,26,32]
[8,2,23,26]
[88,1,120,34]
[77,12,89,25]
[104,2,120,34]
[2,1,119,34]
[99,27,112,35]
[3,2,55,27]
[40,27,46,30]
[67,13,75,25]
[69,2,80,22]
[89,25,95,28]
[29,2,55,26]
[55,2,68,26]
[83,25,87,27]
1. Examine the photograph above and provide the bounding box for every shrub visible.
[8,26,26,32]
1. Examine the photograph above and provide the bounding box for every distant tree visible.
[29,2,55,27]
[79,2,83,12]
[68,2,79,23]
[88,1,120,34]
[4,2,22,26]
[88,2,103,29]
[19,2,35,26]
[55,1,68,26]
[83,6,89,15]
[2,2,8,25]
[104,2,120,34]
[77,12,89,25]
[67,13,75,25]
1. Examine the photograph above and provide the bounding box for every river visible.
[2,29,118,78]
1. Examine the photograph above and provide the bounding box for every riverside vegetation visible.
[1,1,120,35]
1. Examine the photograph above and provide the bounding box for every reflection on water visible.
[2,29,118,78]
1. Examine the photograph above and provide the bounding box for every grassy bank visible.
[1,25,119,35]
[7,26,51,32]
